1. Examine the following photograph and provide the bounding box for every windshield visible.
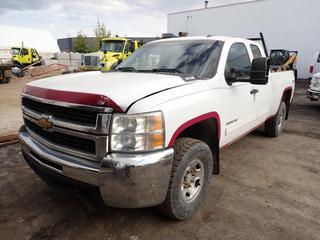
[101,40,125,53]
[117,40,224,79]
[11,48,20,55]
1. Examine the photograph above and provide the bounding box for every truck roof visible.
[149,35,260,45]
[101,37,129,41]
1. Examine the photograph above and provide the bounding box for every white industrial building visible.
[0,25,59,53]
[168,0,319,79]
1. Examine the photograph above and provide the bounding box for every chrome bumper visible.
[307,89,320,101]
[20,127,174,208]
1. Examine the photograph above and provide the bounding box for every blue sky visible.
[0,0,246,39]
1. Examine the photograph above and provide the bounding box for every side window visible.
[317,53,320,63]
[225,43,251,79]
[250,44,262,58]
[21,48,28,56]
[129,41,135,52]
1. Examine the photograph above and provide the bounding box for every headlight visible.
[311,77,320,88]
[110,111,165,152]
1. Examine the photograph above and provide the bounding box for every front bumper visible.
[80,66,100,71]
[307,89,320,101]
[19,128,174,208]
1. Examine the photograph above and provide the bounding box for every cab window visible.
[21,48,28,56]
[225,43,251,79]
[129,41,135,52]
[250,44,262,58]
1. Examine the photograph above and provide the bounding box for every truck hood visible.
[24,71,189,112]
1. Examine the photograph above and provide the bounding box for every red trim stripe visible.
[23,85,124,113]
[168,87,292,148]
[168,112,221,147]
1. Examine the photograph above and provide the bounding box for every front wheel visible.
[158,138,213,220]
[265,101,287,137]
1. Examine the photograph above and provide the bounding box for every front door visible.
[19,48,30,65]
[221,42,259,144]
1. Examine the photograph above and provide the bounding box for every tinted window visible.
[250,44,262,58]
[101,41,125,52]
[21,48,28,56]
[129,41,135,52]
[225,43,251,78]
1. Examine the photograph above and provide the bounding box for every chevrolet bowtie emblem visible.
[38,116,53,130]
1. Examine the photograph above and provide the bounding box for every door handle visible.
[250,89,259,94]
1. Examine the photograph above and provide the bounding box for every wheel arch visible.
[281,87,293,120]
[168,112,221,175]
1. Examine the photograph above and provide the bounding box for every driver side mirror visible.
[124,44,129,54]
[250,57,270,85]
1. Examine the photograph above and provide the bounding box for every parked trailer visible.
[0,49,13,84]
[0,64,13,84]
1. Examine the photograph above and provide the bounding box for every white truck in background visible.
[19,34,295,220]
[309,50,320,79]
[307,72,320,101]
[307,51,320,101]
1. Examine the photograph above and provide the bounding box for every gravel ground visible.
[0,67,64,136]
[0,81,319,240]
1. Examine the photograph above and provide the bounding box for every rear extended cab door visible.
[247,43,271,122]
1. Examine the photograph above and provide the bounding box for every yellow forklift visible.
[270,49,298,79]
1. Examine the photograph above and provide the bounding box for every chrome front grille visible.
[21,94,112,162]
[22,97,98,126]
[83,55,100,67]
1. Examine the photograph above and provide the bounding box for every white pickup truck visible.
[307,72,320,101]
[19,36,295,220]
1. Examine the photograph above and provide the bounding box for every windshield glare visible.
[11,48,20,55]
[117,40,224,79]
[101,41,125,53]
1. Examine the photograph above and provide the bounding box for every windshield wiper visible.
[144,68,201,80]
[152,68,185,74]
[116,67,137,72]
[116,67,201,80]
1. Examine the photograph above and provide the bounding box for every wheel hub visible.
[181,159,204,203]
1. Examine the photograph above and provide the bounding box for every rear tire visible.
[158,138,213,220]
[4,77,11,84]
[110,63,118,70]
[265,101,286,137]
[0,71,4,84]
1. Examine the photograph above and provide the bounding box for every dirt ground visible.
[0,66,65,136]
[0,81,319,240]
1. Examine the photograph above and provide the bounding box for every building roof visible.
[0,25,59,52]
[168,0,266,15]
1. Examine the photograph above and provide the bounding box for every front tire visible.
[265,101,287,137]
[158,138,213,220]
